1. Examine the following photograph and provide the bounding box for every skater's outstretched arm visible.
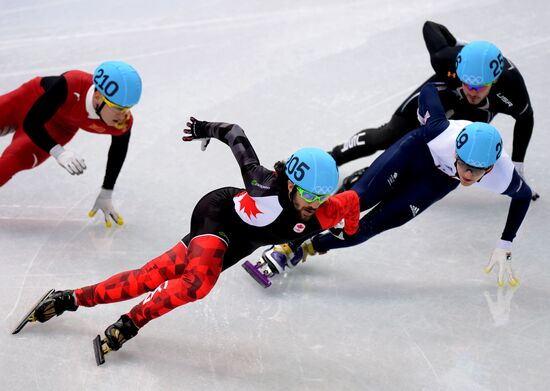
[182,117,276,193]
[417,83,449,135]
[102,126,132,190]
[316,190,360,235]
[22,76,68,153]
[498,169,532,243]
[422,21,461,79]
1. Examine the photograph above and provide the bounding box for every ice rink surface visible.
[1,1,549,390]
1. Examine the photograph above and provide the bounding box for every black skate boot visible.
[93,314,139,365]
[34,290,79,322]
[12,289,78,334]
[337,166,368,193]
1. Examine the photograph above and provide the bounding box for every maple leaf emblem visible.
[235,191,263,219]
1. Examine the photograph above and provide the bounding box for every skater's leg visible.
[23,241,190,328]
[313,171,458,253]
[127,235,227,328]
[93,235,226,361]
[0,130,49,186]
[75,241,188,307]
[0,79,39,129]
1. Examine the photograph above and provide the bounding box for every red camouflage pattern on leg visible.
[74,241,188,307]
[127,235,226,328]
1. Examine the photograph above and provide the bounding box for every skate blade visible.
[242,261,271,288]
[93,335,111,366]
[12,289,56,335]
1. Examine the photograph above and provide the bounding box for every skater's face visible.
[461,82,492,105]
[455,154,492,186]
[288,181,323,221]
[93,91,132,128]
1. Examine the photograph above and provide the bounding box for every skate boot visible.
[337,166,368,193]
[93,314,139,365]
[12,289,78,334]
[1,125,15,137]
[262,243,294,273]
[241,244,294,288]
[33,289,78,322]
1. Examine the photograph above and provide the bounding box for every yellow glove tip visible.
[117,218,124,226]
[88,211,96,217]
[509,278,519,287]
[105,221,112,228]
[484,267,491,274]
[498,280,504,287]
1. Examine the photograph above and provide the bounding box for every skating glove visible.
[89,188,124,228]
[292,240,319,264]
[50,144,86,175]
[182,116,210,151]
[513,161,539,201]
[485,240,519,287]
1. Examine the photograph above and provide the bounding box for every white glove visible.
[50,144,86,175]
[485,240,519,287]
[89,188,124,228]
[1,125,15,136]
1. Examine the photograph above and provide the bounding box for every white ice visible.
[1,1,549,390]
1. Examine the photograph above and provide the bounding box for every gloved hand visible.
[49,144,86,175]
[288,240,321,266]
[89,188,124,228]
[1,125,15,136]
[513,161,539,201]
[182,116,210,151]
[484,240,519,287]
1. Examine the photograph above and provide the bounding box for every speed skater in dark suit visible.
[0,61,142,226]
[15,118,360,364]
[332,21,538,200]
[260,83,532,288]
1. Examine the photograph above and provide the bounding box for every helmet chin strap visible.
[94,89,106,122]
[95,101,106,121]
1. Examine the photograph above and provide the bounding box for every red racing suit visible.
[0,70,132,187]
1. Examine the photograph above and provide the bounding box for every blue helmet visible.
[93,61,142,107]
[285,148,339,195]
[456,40,504,86]
[456,122,503,168]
